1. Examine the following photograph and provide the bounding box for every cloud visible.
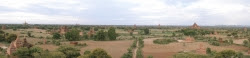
[0,0,249,25]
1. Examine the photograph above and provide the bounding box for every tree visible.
[52,32,61,39]
[79,48,111,58]
[147,55,153,58]
[243,40,249,46]
[229,39,233,44]
[57,46,80,58]
[65,28,80,41]
[144,28,150,35]
[5,34,17,43]
[206,47,211,55]
[27,32,32,37]
[215,50,237,58]
[108,27,117,40]
[33,51,66,58]
[13,47,43,58]
[95,30,106,41]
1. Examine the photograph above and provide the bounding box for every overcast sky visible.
[0,0,249,25]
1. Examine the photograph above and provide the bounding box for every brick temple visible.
[191,23,200,29]
[7,37,33,55]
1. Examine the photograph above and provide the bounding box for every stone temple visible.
[1,25,6,30]
[191,23,200,29]
[7,37,33,55]
[60,26,68,34]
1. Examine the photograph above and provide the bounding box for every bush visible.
[209,41,220,46]
[153,39,177,44]
[174,52,209,58]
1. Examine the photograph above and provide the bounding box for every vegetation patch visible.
[153,39,177,44]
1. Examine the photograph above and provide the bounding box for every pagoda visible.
[191,23,200,29]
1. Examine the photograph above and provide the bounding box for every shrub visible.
[209,41,220,46]
[153,39,176,44]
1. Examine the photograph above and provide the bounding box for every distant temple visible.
[158,24,161,29]
[244,27,247,32]
[133,24,136,29]
[1,25,6,30]
[88,27,95,38]
[191,23,200,29]
[60,26,68,34]
[7,37,33,55]
[23,21,28,25]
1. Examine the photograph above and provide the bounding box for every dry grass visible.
[61,40,133,58]
[143,38,248,58]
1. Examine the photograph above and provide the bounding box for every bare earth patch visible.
[62,40,133,58]
[143,38,248,58]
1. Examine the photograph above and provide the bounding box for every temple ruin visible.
[133,24,136,29]
[7,37,33,55]
[1,25,6,30]
[244,27,247,32]
[191,23,200,29]
[88,27,95,38]
[23,21,28,25]
[60,26,68,34]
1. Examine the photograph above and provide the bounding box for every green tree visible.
[243,40,249,46]
[206,47,211,55]
[78,48,112,58]
[5,34,17,43]
[52,32,61,39]
[108,27,117,40]
[57,46,80,58]
[65,28,80,41]
[89,48,112,58]
[144,28,150,35]
[33,51,66,58]
[215,50,237,58]
[229,39,233,44]
[147,55,153,58]
[27,32,32,37]
[13,47,43,58]
[95,30,106,41]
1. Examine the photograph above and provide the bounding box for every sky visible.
[0,0,249,25]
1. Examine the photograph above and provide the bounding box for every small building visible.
[60,26,68,34]
[1,25,6,30]
[88,27,95,38]
[244,27,247,32]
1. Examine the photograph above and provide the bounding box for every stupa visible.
[60,26,68,34]
[7,37,32,55]
[88,27,95,38]
[191,23,200,29]
[244,27,247,32]
[1,25,6,30]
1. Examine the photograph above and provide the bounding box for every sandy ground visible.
[234,39,247,44]
[62,40,133,58]
[143,38,248,58]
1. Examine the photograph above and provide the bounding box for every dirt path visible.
[133,40,139,58]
